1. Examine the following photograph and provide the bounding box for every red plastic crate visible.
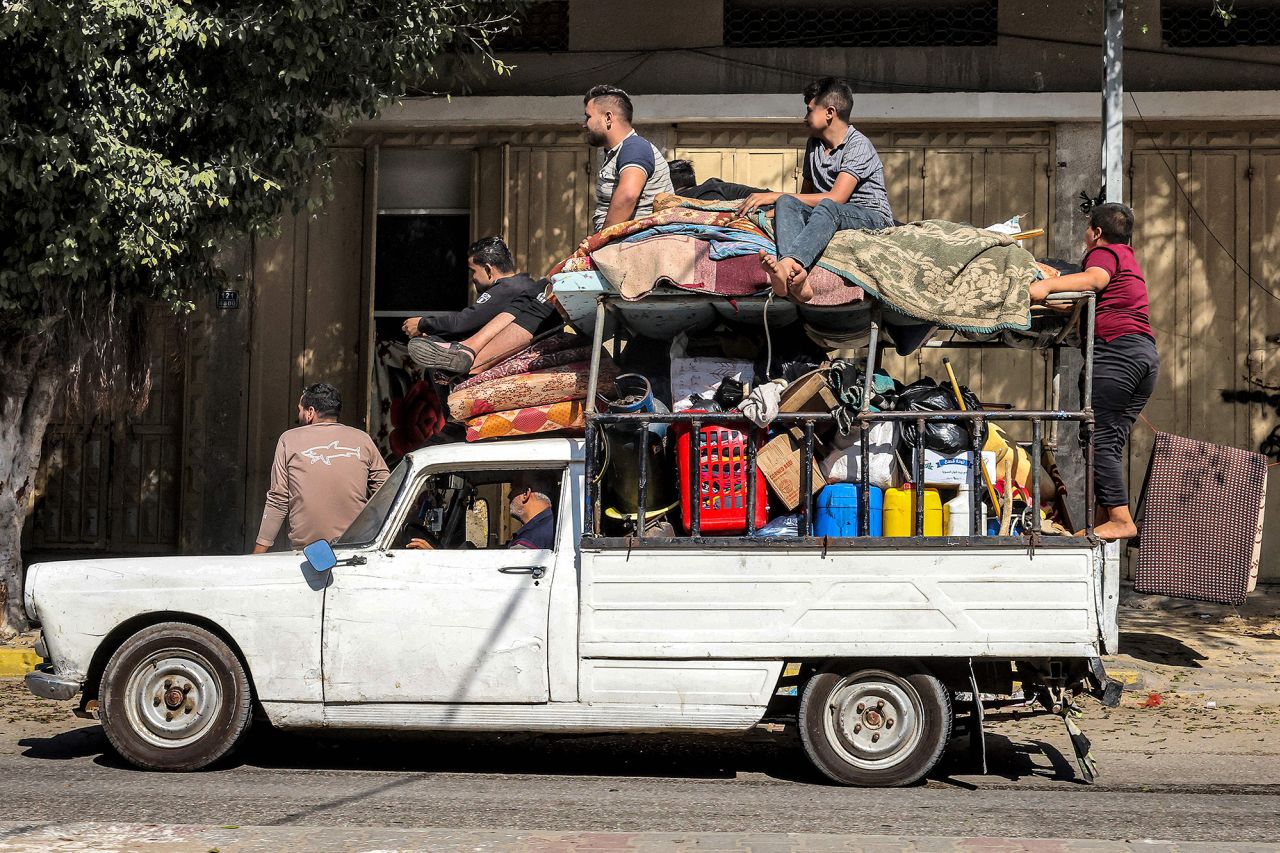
[675,419,767,534]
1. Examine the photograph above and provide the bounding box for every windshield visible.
[336,461,409,547]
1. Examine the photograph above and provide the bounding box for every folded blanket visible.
[453,333,584,392]
[620,223,776,261]
[449,360,616,420]
[548,206,767,276]
[591,235,712,300]
[703,254,864,304]
[817,220,1036,333]
[465,399,586,442]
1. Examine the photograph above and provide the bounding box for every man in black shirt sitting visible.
[399,233,550,350]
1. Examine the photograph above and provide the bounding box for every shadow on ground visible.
[20,723,825,783]
[1118,631,1207,668]
[935,717,1083,787]
[16,716,1084,789]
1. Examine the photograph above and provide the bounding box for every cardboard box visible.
[757,433,827,511]
[779,370,839,442]
[779,370,838,413]
[921,449,997,486]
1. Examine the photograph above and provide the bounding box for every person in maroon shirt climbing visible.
[1030,202,1160,542]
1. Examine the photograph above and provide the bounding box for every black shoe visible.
[408,338,475,374]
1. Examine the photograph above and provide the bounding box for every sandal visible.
[408,338,475,374]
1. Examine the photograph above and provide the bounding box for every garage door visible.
[1129,129,1280,581]
[473,134,595,278]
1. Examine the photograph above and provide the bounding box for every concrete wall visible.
[465,0,1277,97]
[568,0,722,50]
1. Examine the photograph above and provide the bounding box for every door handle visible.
[498,566,545,579]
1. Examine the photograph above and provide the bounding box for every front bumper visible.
[25,670,81,701]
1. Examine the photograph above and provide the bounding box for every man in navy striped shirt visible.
[583,84,673,232]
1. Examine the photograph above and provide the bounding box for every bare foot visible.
[785,262,813,303]
[1082,519,1139,541]
[760,251,790,296]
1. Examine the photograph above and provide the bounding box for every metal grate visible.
[723,0,997,48]
[1162,1,1280,47]
[492,0,569,52]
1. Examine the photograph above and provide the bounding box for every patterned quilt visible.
[547,206,768,277]
[448,360,616,420]
[817,220,1037,333]
[465,399,587,442]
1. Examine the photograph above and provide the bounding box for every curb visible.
[0,648,42,677]
[1103,665,1147,691]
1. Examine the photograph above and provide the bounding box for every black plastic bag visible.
[894,378,986,455]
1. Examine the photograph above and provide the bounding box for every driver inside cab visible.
[406,476,555,551]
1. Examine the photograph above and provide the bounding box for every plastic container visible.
[883,484,943,537]
[675,418,767,534]
[814,484,884,537]
[943,483,983,536]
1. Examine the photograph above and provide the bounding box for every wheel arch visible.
[793,657,972,688]
[84,612,258,707]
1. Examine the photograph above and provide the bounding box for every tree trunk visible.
[0,344,67,637]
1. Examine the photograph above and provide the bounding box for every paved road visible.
[3,684,1280,845]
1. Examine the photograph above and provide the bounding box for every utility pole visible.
[1102,0,1124,203]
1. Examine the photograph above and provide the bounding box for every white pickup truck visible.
[24,434,1120,786]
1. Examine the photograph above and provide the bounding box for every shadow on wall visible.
[1220,387,1280,460]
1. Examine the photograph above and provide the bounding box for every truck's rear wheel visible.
[799,664,951,787]
[98,622,252,771]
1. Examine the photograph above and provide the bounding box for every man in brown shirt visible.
[253,383,390,552]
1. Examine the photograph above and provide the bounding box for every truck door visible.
[321,467,566,704]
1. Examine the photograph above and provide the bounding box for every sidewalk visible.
[1104,584,1280,709]
[0,824,1276,853]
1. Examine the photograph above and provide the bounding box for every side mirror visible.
[304,540,338,572]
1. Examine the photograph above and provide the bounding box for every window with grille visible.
[723,0,997,48]
[1162,0,1280,47]
[493,0,569,52]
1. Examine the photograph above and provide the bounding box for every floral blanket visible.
[448,360,616,420]
[818,220,1037,333]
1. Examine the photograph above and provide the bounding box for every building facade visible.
[25,0,1280,578]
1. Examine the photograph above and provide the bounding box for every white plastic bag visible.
[821,421,898,489]
[669,332,754,412]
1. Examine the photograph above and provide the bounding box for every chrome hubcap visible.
[124,651,222,748]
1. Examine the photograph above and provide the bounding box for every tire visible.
[98,622,253,771]
[798,663,952,787]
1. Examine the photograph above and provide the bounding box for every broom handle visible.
[942,357,1002,516]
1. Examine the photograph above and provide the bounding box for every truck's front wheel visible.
[98,622,253,771]
[799,664,951,787]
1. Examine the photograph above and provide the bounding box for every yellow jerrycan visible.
[883,484,942,537]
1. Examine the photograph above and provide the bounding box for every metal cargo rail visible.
[580,291,1098,549]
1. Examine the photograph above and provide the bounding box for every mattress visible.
[1133,431,1267,605]
[465,399,587,442]
[448,360,615,420]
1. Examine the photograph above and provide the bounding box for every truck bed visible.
[579,541,1117,660]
